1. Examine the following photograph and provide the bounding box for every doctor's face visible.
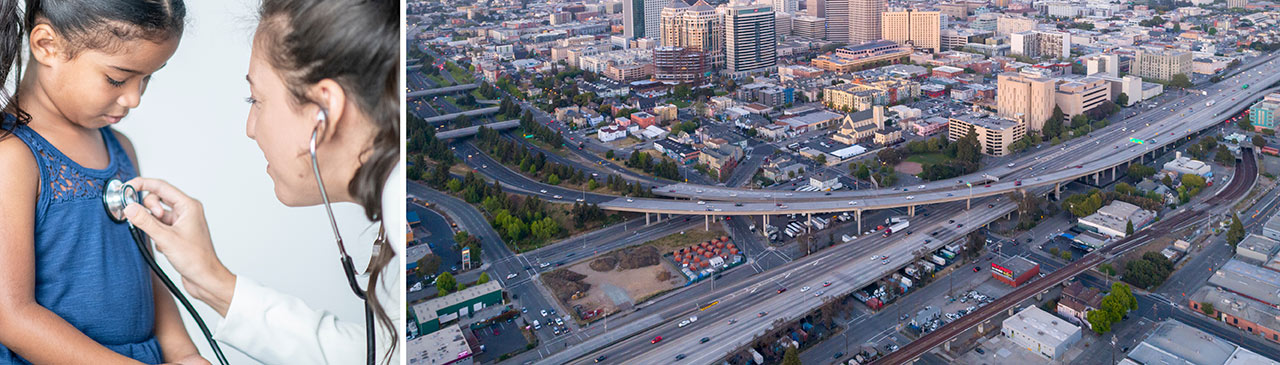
[243,38,324,207]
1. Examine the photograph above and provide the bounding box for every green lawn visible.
[905,153,951,165]
[426,74,452,88]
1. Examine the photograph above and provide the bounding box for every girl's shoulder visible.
[0,131,39,201]
[108,128,139,170]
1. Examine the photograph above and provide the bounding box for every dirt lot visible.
[562,259,683,317]
[896,161,923,175]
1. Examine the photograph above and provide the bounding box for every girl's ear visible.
[27,23,64,67]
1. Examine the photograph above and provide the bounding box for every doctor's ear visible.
[306,78,346,145]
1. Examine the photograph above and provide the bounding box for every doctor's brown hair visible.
[257,0,399,361]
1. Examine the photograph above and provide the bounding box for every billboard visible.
[991,263,1014,280]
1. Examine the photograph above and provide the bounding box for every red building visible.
[991,256,1040,287]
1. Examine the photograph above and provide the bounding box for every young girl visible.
[0,1,204,364]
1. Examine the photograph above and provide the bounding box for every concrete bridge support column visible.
[705,215,709,231]
[763,214,769,238]
[909,205,915,217]
[978,321,986,334]
[1054,182,1061,200]
[1112,166,1117,181]
[856,210,862,233]
[646,213,651,226]
[807,213,813,234]
[945,339,952,352]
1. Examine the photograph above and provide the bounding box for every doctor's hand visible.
[123,177,238,317]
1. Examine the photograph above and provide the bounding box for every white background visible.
[116,1,385,363]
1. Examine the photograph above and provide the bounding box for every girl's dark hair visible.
[0,0,186,137]
[257,0,400,361]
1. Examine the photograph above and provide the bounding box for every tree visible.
[1071,114,1090,129]
[1060,250,1073,261]
[436,272,458,293]
[1227,213,1245,247]
[478,272,491,284]
[547,174,561,185]
[1126,219,1134,236]
[417,254,442,275]
[781,346,801,365]
[1200,302,1216,316]
[605,149,615,159]
[1116,93,1129,106]
[1087,309,1112,334]
[855,164,871,180]
[1043,106,1065,138]
[1170,73,1192,89]
[814,154,827,165]
[1098,263,1116,276]
[1239,113,1254,131]
[1254,134,1267,147]
[447,178,462,192]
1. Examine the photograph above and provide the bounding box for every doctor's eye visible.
[106,76,125,87]
[244,96,259,105]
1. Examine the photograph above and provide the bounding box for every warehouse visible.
[1002,306,1081,360]
[991,255,1040,287]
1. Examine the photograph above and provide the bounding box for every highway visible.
[598,62,1280,216]
[564,196,1019,365]
[872,147,1256,365]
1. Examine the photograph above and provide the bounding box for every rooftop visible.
[412,280,503,323]
[998,255,1039,274]
[1002,306,1080,346]
[1238,234,1280,258]
[1125,319,1241,365]
[408,324,473,365]
[951,113,1021,131]
[1208,259,1280,307]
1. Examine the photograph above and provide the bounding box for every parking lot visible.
[472,319,531,363]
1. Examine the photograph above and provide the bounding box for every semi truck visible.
[886,216,909,224]
[842,234,856,242]
[883,221,910,237]
[1206,100,1216,107]
[930,255,947,266]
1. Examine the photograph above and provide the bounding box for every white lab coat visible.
[212,165,404,364]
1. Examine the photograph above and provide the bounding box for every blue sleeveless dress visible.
[0,120,162,363]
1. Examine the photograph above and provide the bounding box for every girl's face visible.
[32,28,179,130]
[244,37,326,207]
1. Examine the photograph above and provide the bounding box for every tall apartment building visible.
[808,0,825,17]
[948,113,1027,156]
[825,0,849,42]
[723,4,778,77]
[1131,47,1192,82]
[1010,30,1070,60]
[793,15,826,39]
[774,0,798,14]
[624,0,667,39]
[659,0,724,68]
[1053,77,1111,120]
[997,72,1056,132]
[996,15,1036,37]
[881,10,941,52]
[654,46,710,84]
[848,0,885,45]
[1228,0,1247,8]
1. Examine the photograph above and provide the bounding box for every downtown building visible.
[996,71,1056,132]
[722,3,778,78]
[848,0,885,45]
[1131,47,1193,82]
[1010,30,1070,60]
[624,0,667,39]
[948,112,1026,157]
[880,9,941,52]
[657,0,723,83]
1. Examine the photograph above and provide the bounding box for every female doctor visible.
[120,0,402,364]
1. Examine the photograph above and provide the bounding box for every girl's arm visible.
[113,130,204,364]
[0,137,139,364]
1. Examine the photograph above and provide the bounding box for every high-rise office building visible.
[808,0,825,17]
[1009,30,1069,60]
[722,3,777,77]
[659,0,724,68]
[825,0,849,42]
[793,15,826,39]
[624,0,667,39]
[997,72,1056,132]
[848,0,885,45]
[773,0,798,14]
[880,9,940,52]
[1132,47,1192,82]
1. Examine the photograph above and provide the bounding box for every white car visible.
[906,196,914,200]
[848,201,858,205]
[506,273,518,279]
[1006,163,1015,167]
[679,320,691,328]
[540,263,551,268]
[553,195,563,199]
[626,198,634,202]
[540,309,548,317]
[917,185,925,189]
[689,315,698,323]
[697,201,706,205]
[815,291,824,297]
[801,286,811,292]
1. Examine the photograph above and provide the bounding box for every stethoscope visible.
[103,110,376,365]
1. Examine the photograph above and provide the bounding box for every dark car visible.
[975,348,985,354]
[777,288,788,294]
[596,356,607,363]
[700,337,710,343]
[675,354,686,360]
[834,352,844,359]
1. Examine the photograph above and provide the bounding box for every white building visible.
[1078,200,1154,238]
[597,124,628,142]
[1002,306,1082,360]
[1163,152,1211,176]
[408,324,474,365]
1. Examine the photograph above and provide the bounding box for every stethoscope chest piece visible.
[103,179,139,223]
